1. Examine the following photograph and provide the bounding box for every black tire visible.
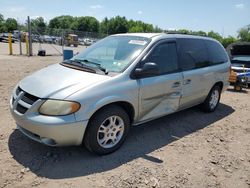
[200,85,221,112]
[84,105,130,155]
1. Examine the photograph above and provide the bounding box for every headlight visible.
[39,100,81,116]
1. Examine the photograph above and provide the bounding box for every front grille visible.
[22,93,39,105]
[16,86,22,96]
[12,86,40,114]
[16,104,28,114]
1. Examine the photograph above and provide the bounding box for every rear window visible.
[205,40,228,65]
[178,38,209,70]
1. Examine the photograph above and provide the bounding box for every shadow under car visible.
[8,103,234,179]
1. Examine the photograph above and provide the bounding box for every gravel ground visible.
[0,53,249,188]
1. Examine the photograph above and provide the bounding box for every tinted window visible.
[205,40,228,65]
[145,42,178,74]
[178,38,209,70]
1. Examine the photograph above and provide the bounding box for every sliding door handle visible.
[172,82,181,88]
[184,79,191,85]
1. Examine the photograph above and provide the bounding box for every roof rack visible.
[164,30,207,37]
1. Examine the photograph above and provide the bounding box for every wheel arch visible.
[213,81,223,91]
[88,101,135,125]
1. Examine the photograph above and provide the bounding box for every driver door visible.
[137,40,183,122]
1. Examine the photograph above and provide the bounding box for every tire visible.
[200,85,221,112]
[84,105,130,155]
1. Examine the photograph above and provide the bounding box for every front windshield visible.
[72,36,150,73]
[231,56,250,67]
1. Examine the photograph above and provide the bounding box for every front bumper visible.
[10,91,88,146]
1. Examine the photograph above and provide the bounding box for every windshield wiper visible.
[74,59,108,75]
[61,59,96,73]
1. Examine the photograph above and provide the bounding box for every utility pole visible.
[16,18,22,55]
[19,29,22,55]
[27,16,32,56]
[61,30,64,55]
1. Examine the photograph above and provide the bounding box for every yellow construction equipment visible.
[229,66,248,91]
[64,34,78,47]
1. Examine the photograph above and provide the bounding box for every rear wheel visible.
[200,85,221,112]
[84,105,130,155]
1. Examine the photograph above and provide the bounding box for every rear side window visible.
[205,40,228,65]
[178,38,209,71]
[145,42,178,74]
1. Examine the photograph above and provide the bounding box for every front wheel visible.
[84,105,130,155]
[200,85,221,112]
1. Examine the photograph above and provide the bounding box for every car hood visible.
[19,63,110,99]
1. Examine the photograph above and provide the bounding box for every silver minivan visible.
[10,33,230,155]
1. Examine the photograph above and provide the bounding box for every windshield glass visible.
[231,55,250,67]
[72,36,150,73]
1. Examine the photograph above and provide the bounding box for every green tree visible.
[0,13,5,32]
[177,29,191,34]
[5,18,18,32]
[31,17,47,34]
[238,24,250,42]
[154,25,162,33]
[48,15,74,29]
[128,20,143,32]
[127,20,155,33]
[0,14,3,22]
[108,16,128,34]
[222,36,237,48]
[129,25,144,32]
[142,23,154,32]
[100,17,109,35]
[75,16,99,32]
[192,30,207,36]
[207,31,223,42]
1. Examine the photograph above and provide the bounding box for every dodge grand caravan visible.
[10,33,230,155]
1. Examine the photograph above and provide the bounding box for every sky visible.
[0,0,249,37]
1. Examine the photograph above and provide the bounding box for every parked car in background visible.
[231,56,250,84]
[10,33,230,155]
[13,30,20,39]
[83,38,94,46]
[40,35,53,43]
[0,33,17,43]
[227,42,250,84]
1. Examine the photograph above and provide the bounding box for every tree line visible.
[0,13,250,47]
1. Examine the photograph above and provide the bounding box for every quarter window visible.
[205,40,228,65]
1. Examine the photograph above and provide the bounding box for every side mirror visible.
[133,62,159,78]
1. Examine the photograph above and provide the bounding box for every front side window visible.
[73,36,150,73]
[144,42,178,75]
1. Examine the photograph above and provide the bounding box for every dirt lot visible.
[0,53,249,188]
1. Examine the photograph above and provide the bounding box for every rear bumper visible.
[10,106,88,146]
